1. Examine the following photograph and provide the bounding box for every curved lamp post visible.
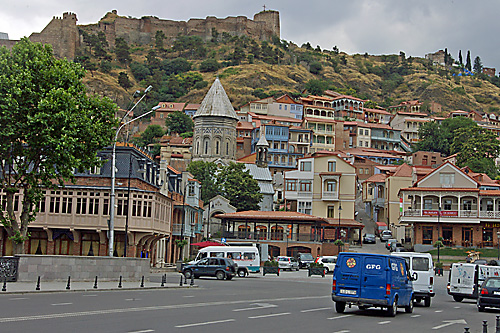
[108,97,159,257]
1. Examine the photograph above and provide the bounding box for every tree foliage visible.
[165,111,194,134]
[217,163,263,211]
[473,56,483,74]
[132,124,164,147]
[186,161,220,203]
[305,79,329,96]
[0,38,117,253]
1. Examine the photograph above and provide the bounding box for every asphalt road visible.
[0,268,498,333]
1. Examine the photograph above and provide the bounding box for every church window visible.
[216,141,220,155]
[204,141,208,155]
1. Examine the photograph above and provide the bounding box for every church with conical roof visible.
[192,78,238,164]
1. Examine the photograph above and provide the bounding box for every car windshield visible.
[278,257,288,261]
[485,278,500,288]
[412,257,430,271]
[300,253,314,260]
[365,234,375,238]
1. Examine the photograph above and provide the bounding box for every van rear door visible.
[360,256,387,301]
[336,254,362,298]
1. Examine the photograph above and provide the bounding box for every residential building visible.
[389,111,430,145]
[239,94,303,120]
[363,107,391,124]
[387,100,424,114]
[367,123,401,151]
[399,162,500,251]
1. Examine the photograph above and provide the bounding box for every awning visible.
[191,241,226,249]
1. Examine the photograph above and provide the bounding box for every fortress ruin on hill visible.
[0,9,280,60]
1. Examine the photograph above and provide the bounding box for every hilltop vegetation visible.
[75,30,500,115]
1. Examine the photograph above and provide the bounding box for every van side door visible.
[360,256,387,301]
[390,257,411,305]
[335,254,362,298]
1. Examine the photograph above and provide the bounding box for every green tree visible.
[458,50,463,66]
[199,58,220,72]
[305,79,329,96]
[466,50,472,72]
[217,163,263,211]
[137,125,164,147]
[155,30,165,50]
[118,72,132,89]
[186,161,220,203]
[309,61,323,74]
[452,126,500,178]
[473,56,483,74]
[115,37,130,64]
[0,38,117,253]
[161,58,192,76]
[165,111,194,134]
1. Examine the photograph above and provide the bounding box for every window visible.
[49,196,60,213]
[103,198,109,215]
[286,180,297,191]
[299,181,312,192]
[365,141,368,147]
[327,206,335,218]
[300,161,312,171]
[359,129,363,135]
[328,161,336,172]
[61,197,73,214]
[439,173,455,186]
[325,180,336,192]
[424,199,433,210]
[365,129,369,136]
[298,201,312,214]
[359,168,364,174]
[443,199,453,210]
[422,226,433,245]
[365,168,369,174]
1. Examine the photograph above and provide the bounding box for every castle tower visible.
[192,78,238,164]
[254,10,280,39]
[255,125,269,168]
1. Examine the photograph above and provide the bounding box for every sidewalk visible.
[0,273,195,294]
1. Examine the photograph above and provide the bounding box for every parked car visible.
[277,256,299,271]
[182,257,236,280]
[477,277,500,311]
[386,238,397,251]
[380,230,393,241]
[363,234,376,244]
[296,252,315,268]
[315,256,337,274]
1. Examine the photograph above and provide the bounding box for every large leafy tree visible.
[186,161,220,203]
[452,126,500,178]
[0,38,117,253]
[217,163,263,211]
[165,111,194,134]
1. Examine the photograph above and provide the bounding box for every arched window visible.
[204,141,208,155]
[216,140,220,155]
[271,225,284,240]
[238,225,251,239]
[256,226,267,240]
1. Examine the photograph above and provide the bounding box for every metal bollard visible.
[161,274,165,287]
[66,276,71,290]
[179,275,183,286]
[2,278,6,292]
[118,276,122,288]
[190,274,194,286]
[464,328,470,333]
[184,274,187,285]
[140,276,144,288]
[35,276,41,291]
[496,315,500,333]
[93,276,98,289]
[484,320,489,333]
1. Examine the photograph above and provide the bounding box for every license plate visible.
[493,291,500,295]
[340,289,356,295]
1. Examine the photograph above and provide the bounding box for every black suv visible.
[182,257,236,280]
[296,252,315,269]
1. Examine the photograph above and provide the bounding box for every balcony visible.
[479,211,500,219]
[322,191,338,201]
[222,231,318,242]
[403,209,479,218]
[372,197,385,207]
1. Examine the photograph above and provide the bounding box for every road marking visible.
[327,315,353,320]
[434,310,443,313]
[51,303,72,306]
[0,295,328,323]
[334,331,350,333]
[234,303,277,312]
[126,299,141,301]
[183,296,195,298]
[128,330,155,333]
[248,312,290,319]
[175,319,235,328]
[82,295,97,297]
[411,314,421,318]
[9,298,28,301]
[432,319,468,330]
[378,321,391,325]
[301,307,331,313]
[454,306,461,309]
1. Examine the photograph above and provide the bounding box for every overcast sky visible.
[1,0,499,73]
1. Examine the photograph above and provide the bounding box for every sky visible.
[1,0,500,73]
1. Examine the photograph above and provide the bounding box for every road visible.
[0,268,498,333]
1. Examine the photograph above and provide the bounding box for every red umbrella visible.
[191,241,225,249]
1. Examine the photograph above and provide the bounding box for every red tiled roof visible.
[401,187,479,192]
[393,163,413,177]
[237,121,254,130]
[396,112,429,117]
[364,173,388,183]
[304,117,338,124]
[214,210,324,222]
[364,108,390,115]
[321,218,365,228]
[167,165,181,174]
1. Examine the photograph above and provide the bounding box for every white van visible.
[192,246,260,277]
[448,263,500,302]
[391,252,435,307]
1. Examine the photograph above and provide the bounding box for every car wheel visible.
[405,297,414,313]
[238,269,246,278]
[183,270,193,279]
[387,298,397,317]
[424,297,431,307]
[216,271,225,280]
[453,295,463,302]
[295,267,299,271]
[324,267,329,274]
[335,301,346,313]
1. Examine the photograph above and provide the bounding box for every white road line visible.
[126,299,141,301]
[434,310,443,313]
[334,330,350,333]
[411,314,421,318]
[454,306,461,309]
[327,315,353,320]
[175,319,235,328]
[233,305,277,312]
[51,303,72,306]
[183,296,195,298]
[128,330,155,333]
[378,321,391,325]
[248,312,290,319]
[301,307,331,313]
[82,295,97,297]
[9,298,28,301]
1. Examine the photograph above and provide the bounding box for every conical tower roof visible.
[256,125,269,147]
[193,77,238,120]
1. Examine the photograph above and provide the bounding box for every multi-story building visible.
[387,100,423,114]
[363,107,392,124]
[399,162,500,251]
[304,117,347,153]
[367,123,402,151]
[284,152,358,242]
[239,94,303,120]
[389,112,429,146]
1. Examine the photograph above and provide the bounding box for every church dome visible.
[193,77,238,120]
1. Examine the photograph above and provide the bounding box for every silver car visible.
[380,230,393,241]
[277,256,299,271]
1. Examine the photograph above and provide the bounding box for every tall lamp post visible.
[437,205,441,263]
[497,231,500,260]
[285,229,289,257]
[338,204,342,253]
[108,100,159,257]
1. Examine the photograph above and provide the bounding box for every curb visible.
[0,285,198,295]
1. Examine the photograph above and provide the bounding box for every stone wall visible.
[16,254,149,282]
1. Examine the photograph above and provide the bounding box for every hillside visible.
[76,33,500,115]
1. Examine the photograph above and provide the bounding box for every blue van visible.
[332,252,414,316]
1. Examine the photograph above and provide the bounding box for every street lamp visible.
[108,99,159,257]
[338,204,342,253]
[437,205,441,263]
[285,229,289,257]
[497,231,500,260]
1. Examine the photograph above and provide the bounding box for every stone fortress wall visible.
[0,9,280,60]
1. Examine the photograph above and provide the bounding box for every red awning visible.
[191,241,226,249]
